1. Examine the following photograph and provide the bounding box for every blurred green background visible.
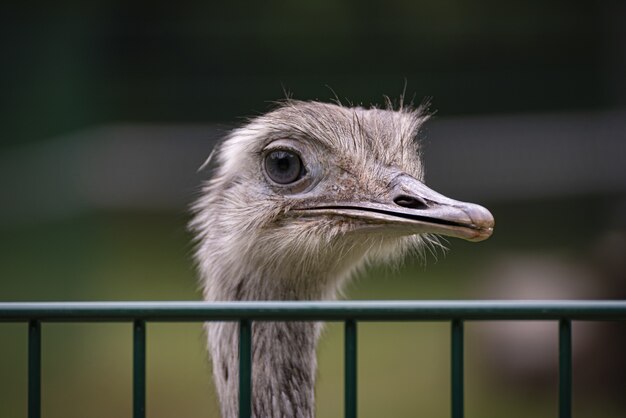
[1,1,625,417]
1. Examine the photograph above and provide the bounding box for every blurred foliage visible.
[2,1,622,147]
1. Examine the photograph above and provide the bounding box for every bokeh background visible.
[1,2,625,417]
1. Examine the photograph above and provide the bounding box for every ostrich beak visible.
[295,174,494,242]
[384,174,494,242]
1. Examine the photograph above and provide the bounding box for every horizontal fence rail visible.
[2,300,626,321]
[2,300,626,418]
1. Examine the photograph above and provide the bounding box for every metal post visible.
[559,319,572,418]
[451,319,464,418]
[345,319,357,418]
[133,320,146,418]
[28,320,41,418]
[239,319,252,418]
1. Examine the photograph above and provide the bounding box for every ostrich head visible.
[190,100,494,417]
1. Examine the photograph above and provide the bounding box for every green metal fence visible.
[2,300,626,418]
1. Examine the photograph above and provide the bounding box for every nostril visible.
[393,195,428,210]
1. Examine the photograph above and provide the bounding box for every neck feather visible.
[208,319,321,418]
[196,220,382,417]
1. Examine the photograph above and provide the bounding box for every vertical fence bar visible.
[345,319,357,418]
[239,320,252,418]
[28,320,41,418]
[559,319,572,418]
[133,320,146,418]
[451,319,464,418]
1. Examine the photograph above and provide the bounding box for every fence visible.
[1,300,626,418]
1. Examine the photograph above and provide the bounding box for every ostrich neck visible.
[205,265,345,418]
[208,319,320,418]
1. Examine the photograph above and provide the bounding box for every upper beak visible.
[295,174,494,242]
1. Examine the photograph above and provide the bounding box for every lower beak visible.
[296,175,494,242]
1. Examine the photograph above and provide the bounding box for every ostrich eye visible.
[264,150,304,184]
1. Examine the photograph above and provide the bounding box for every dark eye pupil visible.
[276,155,291,171]
[265,150,303,184]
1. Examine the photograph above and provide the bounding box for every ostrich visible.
[190,100,494,418]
